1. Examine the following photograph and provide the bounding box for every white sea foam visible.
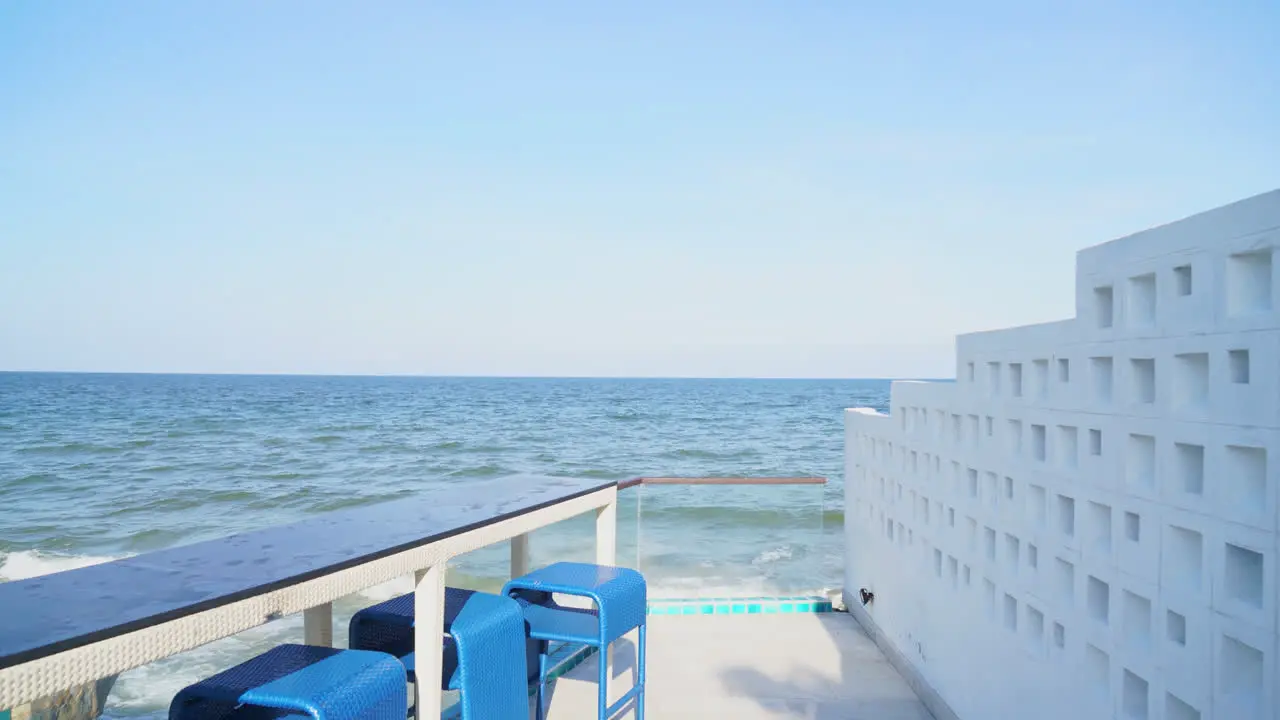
[0,550,123,581]
[752,545,794,565]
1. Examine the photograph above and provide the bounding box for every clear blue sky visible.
[2,2,1277,378]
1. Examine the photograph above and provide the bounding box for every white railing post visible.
[303,603,333,647]
[413,564,446,720]
[595,494,619,686]
[511,533,530,579]
[595,496,617,566]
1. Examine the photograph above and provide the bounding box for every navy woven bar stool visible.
[169,644,405,720]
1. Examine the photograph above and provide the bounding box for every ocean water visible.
[0,372,889,717]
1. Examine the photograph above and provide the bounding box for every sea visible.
[0,372,890,718]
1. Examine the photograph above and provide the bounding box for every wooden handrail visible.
[618,476,826,490]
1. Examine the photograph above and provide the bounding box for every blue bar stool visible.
[503,562,646,720]
[350,588,534,719]
[170,644,406,720]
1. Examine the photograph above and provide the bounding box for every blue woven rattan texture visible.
[169,644,405,720]
[503,562,647,646]
[349,588,542,688]
[446,592,530,719]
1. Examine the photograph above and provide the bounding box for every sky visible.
[1,2,1277,378]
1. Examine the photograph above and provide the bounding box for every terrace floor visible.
[541,612,934,719]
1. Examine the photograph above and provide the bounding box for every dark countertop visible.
[0,474,614,669]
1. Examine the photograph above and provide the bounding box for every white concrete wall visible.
[845,189,1280,720]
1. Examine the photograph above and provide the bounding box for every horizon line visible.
[0,369,952,382]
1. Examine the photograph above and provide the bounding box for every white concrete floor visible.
[541,613,934,720]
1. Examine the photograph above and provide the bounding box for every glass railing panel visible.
[627,480,834,599]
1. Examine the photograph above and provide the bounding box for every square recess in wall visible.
[1095,286,1115,328]
[1125,511,1141,542]
[1174,264,1193,296]
[1226,249,1272,316]
[1223,543,1264,610]
[1167,610,1186,647]
[1091,357,1114,403]
[1166,693,1200,720]
[1027,484,1047,528]
[1008,420,1023,457]
[1126,434,1156,492]
[1005,534,1020,574]
[1085,645,1110,702]
[1087,575,1110,624]
[1217,634,1266,718]
[1229,349,1250,384]
[1025,605,1045,649]
[1122,669,1150,720]
[1088,502,1113,557]
[1058,494,1076,537]
[1059,426,1079,468]
[1058,357,1070,383]
[1031,424,1047,462]
[1131,358,1156,404]
[1173,353,1209,410]
[1055,558,1075,606]
[1033,359,1048,399]
[1129,273,1157,327]
[1010,363,1023,397]
[1223,445,1266,526]
[1123,590,1153,651]
[1174,443,1205,496]
[1164,525,1204,594]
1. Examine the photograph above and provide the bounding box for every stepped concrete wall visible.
[845,190,1280,720]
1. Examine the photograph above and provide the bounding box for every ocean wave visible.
[752,545,794,565]
[103,496,206,517]
[16,442,123,455]
[0,549,123,582]
[4,473,57,488]
[445,464,512,479]
[658,447,761,460]
[309,435,343,444]
[308,492,409,513]
[356,443,416,454]
[261,471,312,481]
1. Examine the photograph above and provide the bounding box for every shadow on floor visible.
[716,613,936,720]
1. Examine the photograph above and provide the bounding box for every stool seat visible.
[169,644,405,720]
[503,562,646,646]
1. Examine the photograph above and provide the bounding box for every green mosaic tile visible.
[699,603,714,614]
[747,604,761,614]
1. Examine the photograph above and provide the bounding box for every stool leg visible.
[636,624,646,720]
[535,650,548,720]
[597,641,609,720]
